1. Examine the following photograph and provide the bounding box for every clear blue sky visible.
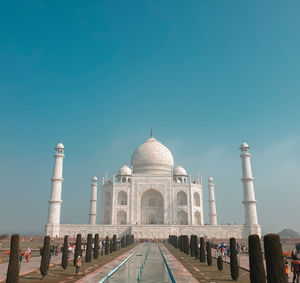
[1,0,300,235]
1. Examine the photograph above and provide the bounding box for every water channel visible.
[105,242,172,283]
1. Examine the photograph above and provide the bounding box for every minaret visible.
[208,177,217,225]
[240,142,258,226]
[89,177,98,225]
[47,143,65,225]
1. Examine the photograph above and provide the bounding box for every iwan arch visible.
[45,134,261,239]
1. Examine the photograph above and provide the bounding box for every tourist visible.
[19,249,24,263]
[68,245,73,258]
[292,250,297,260]
[75,256,82,275]
[292,258,300,283]
[25,247,31,262]
[227,245,230,257]
[55,244,59,256]
[285,258,290,281]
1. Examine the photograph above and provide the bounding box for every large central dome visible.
[131,136,174,174]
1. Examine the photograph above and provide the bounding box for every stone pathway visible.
[0,254,62,282]
[77,243,199,283]
[159,243,198,283]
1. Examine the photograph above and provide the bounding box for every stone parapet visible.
[45,224,261,239]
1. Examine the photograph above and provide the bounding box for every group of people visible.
[215,241,245,258]
[288,250,300,283]
[50,244,60,256]
[19,247,31,263]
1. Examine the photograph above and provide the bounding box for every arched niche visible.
[177,210,188,225]
[117,191,127,205]
[177,191,187,206]
[104,192,111,206]
[140,189,164,224]
[117,210,127,224]
[194,211,201,225]
[194,192,200,206]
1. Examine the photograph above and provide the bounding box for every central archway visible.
[140,189,164,224]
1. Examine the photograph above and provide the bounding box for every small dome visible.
[173,165,187,176]
[240,142,249,148]
[92,176,98,181]
[131,136,174,174]
[208,177,214,182]
[118,165,132,176]
[56,142,64,149]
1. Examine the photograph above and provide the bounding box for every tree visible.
[194,236,198,258]
[248,234,266,283]
[74,234,82,266]
[113,234,117,251]
[185,235,189,254]
[94,234,99,259]
[105,236,109,255]
[230,237,239,281]
[6,234,19,283]
[178,236,182,251]
[264,234,287,283]
[199,237,205,263]
[190,235,194,257]
[217,256,223,272]
[85,234,92,262]
[206,242,212,266]
[62,235,68,270]
[40,236,51,280]
[110,240,113,253]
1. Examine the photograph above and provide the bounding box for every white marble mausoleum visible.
[45,134,261,239]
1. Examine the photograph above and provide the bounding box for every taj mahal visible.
[45,133,261,239]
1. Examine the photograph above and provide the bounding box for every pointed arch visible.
[177,191,187,206]
[194,211,201,225]
[194,192,200,206]
[117,210,127,224]
[177,210,188,225]
[140,189,164,224]
[117,191,127,205]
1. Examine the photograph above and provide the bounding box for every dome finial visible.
[150,126,153,137]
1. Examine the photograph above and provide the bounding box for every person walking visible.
[285,258,290,282]
[291,259,300,283]
[19,249,24,263]
[25,247,31,262]
[75,256,82,275]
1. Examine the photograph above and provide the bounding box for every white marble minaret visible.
[47,143,65,225]
[208,177,218,225]
[89,176,98,225]
[240,142,258,226]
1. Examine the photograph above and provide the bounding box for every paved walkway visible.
[0,254,62,282]
[159,243,198,283]
[77,243,198,283]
